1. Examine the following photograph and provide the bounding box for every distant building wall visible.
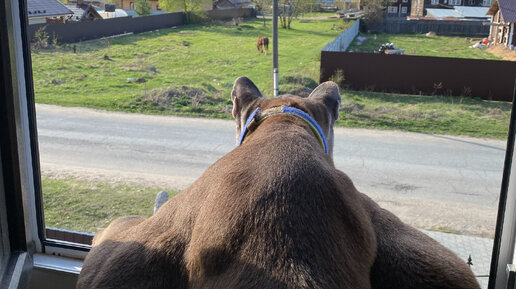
[410,0,424,17]
[118,0,160,10]
[207,8,254,19]
[320,51,516,101]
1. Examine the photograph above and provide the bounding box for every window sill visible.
[30,254,83,289]
[33,253,83,275]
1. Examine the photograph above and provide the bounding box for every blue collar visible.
[237,105,329,154]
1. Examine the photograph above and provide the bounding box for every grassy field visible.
[347,33,501,60]
[32,18,348,117]
[31,19,511,139]
[338,91,511,139]
[43,176,179,233]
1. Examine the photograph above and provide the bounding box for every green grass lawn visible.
[339,91,511,139]
[31,19,511,139]
[42,176,179,233]
[347,33,501,60]
[32,18,348,117]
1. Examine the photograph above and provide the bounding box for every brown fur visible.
[77,77,377,289]
[257,36,269,55]
[78,77,480,289]
[360,192,480,289]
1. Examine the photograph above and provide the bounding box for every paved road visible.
[36,104,507,236]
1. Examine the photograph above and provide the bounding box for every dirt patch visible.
[341,102,365,113]
[487,45,516,61]
[144,86,208,107]
[279,75,319,97]
[135,86,231,115]
[371,193,496,238]
[41,163,193,192]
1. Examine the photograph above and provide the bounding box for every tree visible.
[281,0,295,29]
[135,0,152,15]
[159,0,210,23]
[253,0,273,27]
[361,0,389,26]
[278,0,316,29]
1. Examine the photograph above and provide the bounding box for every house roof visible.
[26,0,73,18]
[63,4,102,21]
[454,6,490,18]
[427,6,490,19]
[96,9,168,18]
[122,9,169,16]
[426,8,462,18]
[487,0,516,22]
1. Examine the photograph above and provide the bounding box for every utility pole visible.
[272,0,279,96]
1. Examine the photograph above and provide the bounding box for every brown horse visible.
[257,36,269,55]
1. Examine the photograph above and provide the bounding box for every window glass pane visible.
[29,5,509,289]
[30,12,346,236]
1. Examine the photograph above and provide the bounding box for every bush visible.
[32,26,49,50]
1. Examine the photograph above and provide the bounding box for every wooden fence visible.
[28,8,254,44]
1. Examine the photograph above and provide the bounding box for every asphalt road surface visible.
[36,104,507,236]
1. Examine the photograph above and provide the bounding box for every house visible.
[385,0,412,17]
[97,8,168,18]
[114,0,161,10]
[424,0,492,8]
[26,0,73,24]
[410,0,493,17]
[338,0,360,10]
[63,3,103,21]
[487,0,516,48]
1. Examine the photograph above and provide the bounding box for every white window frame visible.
[388,6,398,13]
[431,0,439,5]
[1,0,38,287]
[401,6,408,13]
[490,89,516,289]
[1,0,88,287]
